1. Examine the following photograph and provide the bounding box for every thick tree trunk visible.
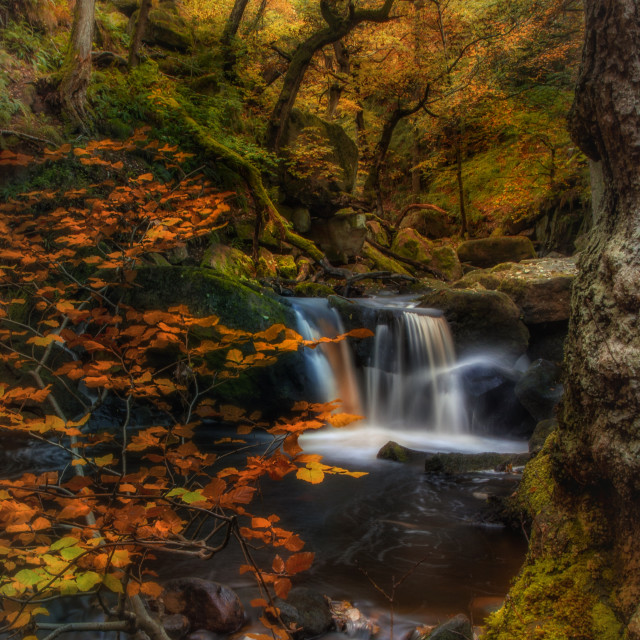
[128,0,152,69]
[454,140,467,237]
[486,2,640,638]
[325,41,350,119]
[221,0,251,77]
[560,0,640,603]
[266,0,395,153]
[58,0,95,124]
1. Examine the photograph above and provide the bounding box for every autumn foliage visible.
[0,133,371,637]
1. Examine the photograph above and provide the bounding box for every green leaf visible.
[60,546,85,561]
[166,488,187,498]
[76,571,101,592]
[103,573,124,593]
[181,491,206,504]
[14,569,42,588]
[50,536,80,551]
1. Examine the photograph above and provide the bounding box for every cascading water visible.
[365,308,468,434]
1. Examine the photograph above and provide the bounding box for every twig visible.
[0,129,56,146]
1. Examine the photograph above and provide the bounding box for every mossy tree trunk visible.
[221,0,251,78]
[57,0,95,125]
[487,1,640,637]
[559,0,640,627]
[128,0,152,69]
[266,0,396,153]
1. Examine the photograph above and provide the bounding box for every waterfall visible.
[292,298,467,433]
[365,309,468,433]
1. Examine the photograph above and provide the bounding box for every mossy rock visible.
[366,220,389,246]
[431,245,463,281]
[457,236,536,268]
[274,254,297,279]
[362,242,412,276]
[140,4,191,51]
[391,229,462,280]
[377,441,425,463]
[529,418,557,454]
[424,451,530,475]
[281,109,358,217]
[419,288,529,360]
[399,208,453,240]
[294,282,335,297]
[257,248,278,279]
[310,208,367,264]
[202,244,255,280]
[453,271,502,290]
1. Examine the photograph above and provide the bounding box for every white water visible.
[292,297,528,456]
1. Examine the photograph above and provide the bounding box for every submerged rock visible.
[424,452,530,475]
[273,587,334,638]
[514,359,563,421]
[424,613,473,639]
[162,578,245,634]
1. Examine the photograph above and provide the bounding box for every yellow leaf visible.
[94,454,114,467]
[296,465,324,484]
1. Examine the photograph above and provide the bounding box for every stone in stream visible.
[423,613,473,639]
[377,441,426,463]
[424,452,530,475]
[273,587,334,637]
[161,578,246,634]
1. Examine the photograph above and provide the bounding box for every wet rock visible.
[377,441,425,463]
[162,613,190,639]
[529,418,558,454]
[419,288,529,361]
[457,236,536,268]
[274,587,333,638]
[424,452,530,475]
[425,614,473,639]
[514,359,563,421]
[202,244,255,279]
[391,228,462,280]
[162,578,245,634]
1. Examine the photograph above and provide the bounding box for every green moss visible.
[362,243,412,276]
[276,254,297,279]
[294,282,335,297]
[483,436,624,640]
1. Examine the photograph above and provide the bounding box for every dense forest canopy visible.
[3,0,639,638]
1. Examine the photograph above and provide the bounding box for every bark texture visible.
[128,0,152,69]
[58,0,95,124]
[221,0,251,77]
[487,2,640,638]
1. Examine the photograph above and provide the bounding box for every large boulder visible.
[281,110,358,217]
[391,228,462,280]
[161,579,245,634]
[419,288,529,361]
[514,359,563,421]
[399,208,453,239]
[136,1,191,51]
[310,208,367,264]
[201,244,255,279]
[424,452,530,475]
[457,236,536,268]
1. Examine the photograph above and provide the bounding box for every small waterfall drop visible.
[365,308,468,433]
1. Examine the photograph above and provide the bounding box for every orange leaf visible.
[285,552,314,575]
[274,577,292,599]
[272,555,285,574]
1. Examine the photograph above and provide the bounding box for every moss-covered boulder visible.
[424,614,473,640]
[366,220,389,246]
[256,248,278,279]
[419,288,529,360]
[137,2,190,51]
[310,208,368,264]
[399,208,453,239]
[392,229,462,280]
[377,441,425,463]
[124,268,305,417]
[362,242,412,276]
[281,109,358,217]
[276,254,298,279]
[457,236,536,268]
[294,282,335,297]
[202,244,255,280]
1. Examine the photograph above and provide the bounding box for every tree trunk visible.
[221,0,251,77]
[325,41,350,119]
[562,0,640,561]
[455,139,467,237]
[266,0,395,153]
[486,1,640,637]
[57,0,95,125]
[128,0,152,69]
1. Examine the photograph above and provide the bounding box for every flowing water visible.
[0,295,529,637]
